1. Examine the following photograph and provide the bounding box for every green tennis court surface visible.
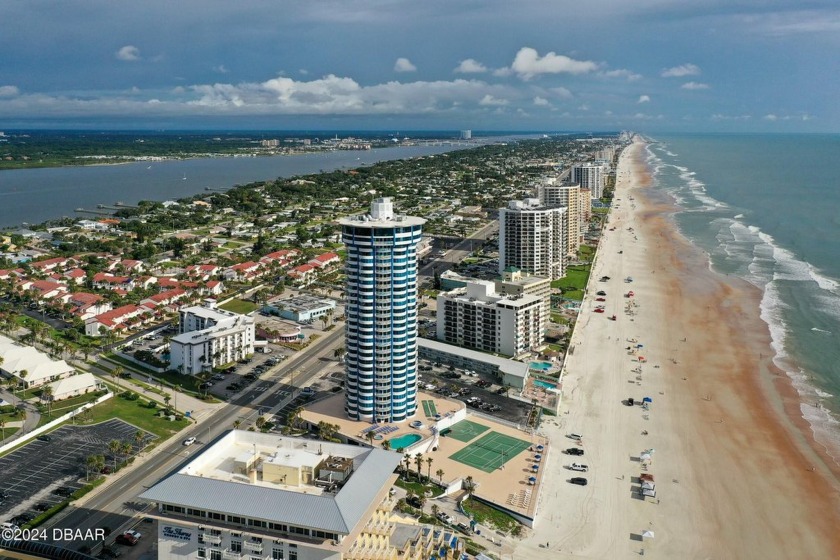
[422,400,438,417]
[444,420,489,442]
[449,431,531,473]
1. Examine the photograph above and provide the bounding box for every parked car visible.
[115,534,138,546]
[36,434,52,442]
[565,448,584,456]
[567,433,583,441]
[33,502,52,512]
[183,437,196,446]
[569,477,588,486]
[596,291,607,296]
[124,530,142,540]
[569,463,589,472]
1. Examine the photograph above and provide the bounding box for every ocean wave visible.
[734,213,744,219]
[811,327,832,335]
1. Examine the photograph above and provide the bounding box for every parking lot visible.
[418,360,534,426]
[0,419,155,524]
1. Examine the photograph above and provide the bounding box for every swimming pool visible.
[530,362,552,371]
[389,433,422,450]
[533,379,557,390]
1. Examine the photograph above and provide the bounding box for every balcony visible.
[201,534,223,545]
[222,550,241,560]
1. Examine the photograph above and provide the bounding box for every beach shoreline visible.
[514,137,840,558]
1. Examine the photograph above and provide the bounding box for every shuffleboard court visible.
[444,419,490,442]
[422,399,438,417]
[449,431,531,473]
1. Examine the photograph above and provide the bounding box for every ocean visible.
[645,133,840,456]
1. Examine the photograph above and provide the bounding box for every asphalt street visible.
[42,327,344,551]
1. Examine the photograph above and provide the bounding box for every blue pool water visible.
[530,362,552,371]
[533,380,557,390]
[389,433,422,449]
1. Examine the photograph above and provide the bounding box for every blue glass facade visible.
[341,222,424,423]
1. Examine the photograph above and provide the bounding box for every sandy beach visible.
[513,138,840,558]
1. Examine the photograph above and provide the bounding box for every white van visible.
[567,433,583,441]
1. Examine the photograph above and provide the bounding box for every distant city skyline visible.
[0,1,837,132]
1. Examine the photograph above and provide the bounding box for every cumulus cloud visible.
[116,45,141,61]
[213,65,229,74]
[454,59,488,74]
[510,47,598,80]
[681,81,710,90]
[479,94,508,106]
[533,96,550,106]
[662,63,700,77]
[638,95,650,104]
[602,69,642,81]
[551,86,573,99]
[394,58,417,72]
[0,85,20,97]
[492,67,513,77]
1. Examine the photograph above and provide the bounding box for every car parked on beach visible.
[565,448,584,456]
[569,463,589,472]
[569,477,588,486]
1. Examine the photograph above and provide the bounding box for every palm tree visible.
[18,408,27,434]
[108,440,121,471]
[85,454,100,480]
[333,347,346,363]
[414,453,424,483]
[464,475,475,496]
[134,429,145,451]
[431,504,440,524]
[426,456,434,482]
[0,418,5,441]
[381,439,391,451]
[18,370,28,396]
[365,430,376,447]
[40,384,54,417]
[233,420,242,430]
[403,454,412,480]
[163,394,172,410]
[120,441,133,464]
[256,416,267,431]
[436,468,445,484]
[111,366,124,389]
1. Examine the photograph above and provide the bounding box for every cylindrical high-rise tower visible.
[339,198,425,423]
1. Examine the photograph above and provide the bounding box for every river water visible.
[0,145,465,228]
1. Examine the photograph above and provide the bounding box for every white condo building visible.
[571,163,604,199]
[140,431,462,560]
[498,198,566,280]
[437,280,545,357]
[538,181,581,256]
[339,198,425,423]
[169,301,255,375]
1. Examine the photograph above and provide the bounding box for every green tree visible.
[436,468,444,484]
[108,440,121,471]
[40,384,54,417]
[414,453,424,483]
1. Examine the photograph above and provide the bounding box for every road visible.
[43,327,344,551]
[419,220,498,282]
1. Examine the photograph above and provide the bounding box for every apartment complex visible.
[498,198,566,280]
[437,280,544,358]
[169,301,255,375]
[537,181,581,256]
[571,163,604,199]
[140,431,462,560]
[339,198,425,423]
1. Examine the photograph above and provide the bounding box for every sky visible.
[0,0,838,132]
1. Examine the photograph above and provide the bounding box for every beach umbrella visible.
[534,454,542,459]
[536,445,544,451]
[642,530,655,539]
[643,397,652,403]
[532,464,539,471]
[637,344,644,348]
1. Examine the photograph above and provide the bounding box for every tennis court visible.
[448,431,531,473]
[444,419,489,442]
[422,399,438,417]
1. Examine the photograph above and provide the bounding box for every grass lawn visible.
[462,496,520,534]
[0,426,20,440]
[38,390,108,419]
[219,299,258,314]
[395,477,445,497]
[550,264,591,301]
[222,241,244,249]
[81,396,190,439]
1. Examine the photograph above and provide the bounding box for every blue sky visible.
[1,0,837,132]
